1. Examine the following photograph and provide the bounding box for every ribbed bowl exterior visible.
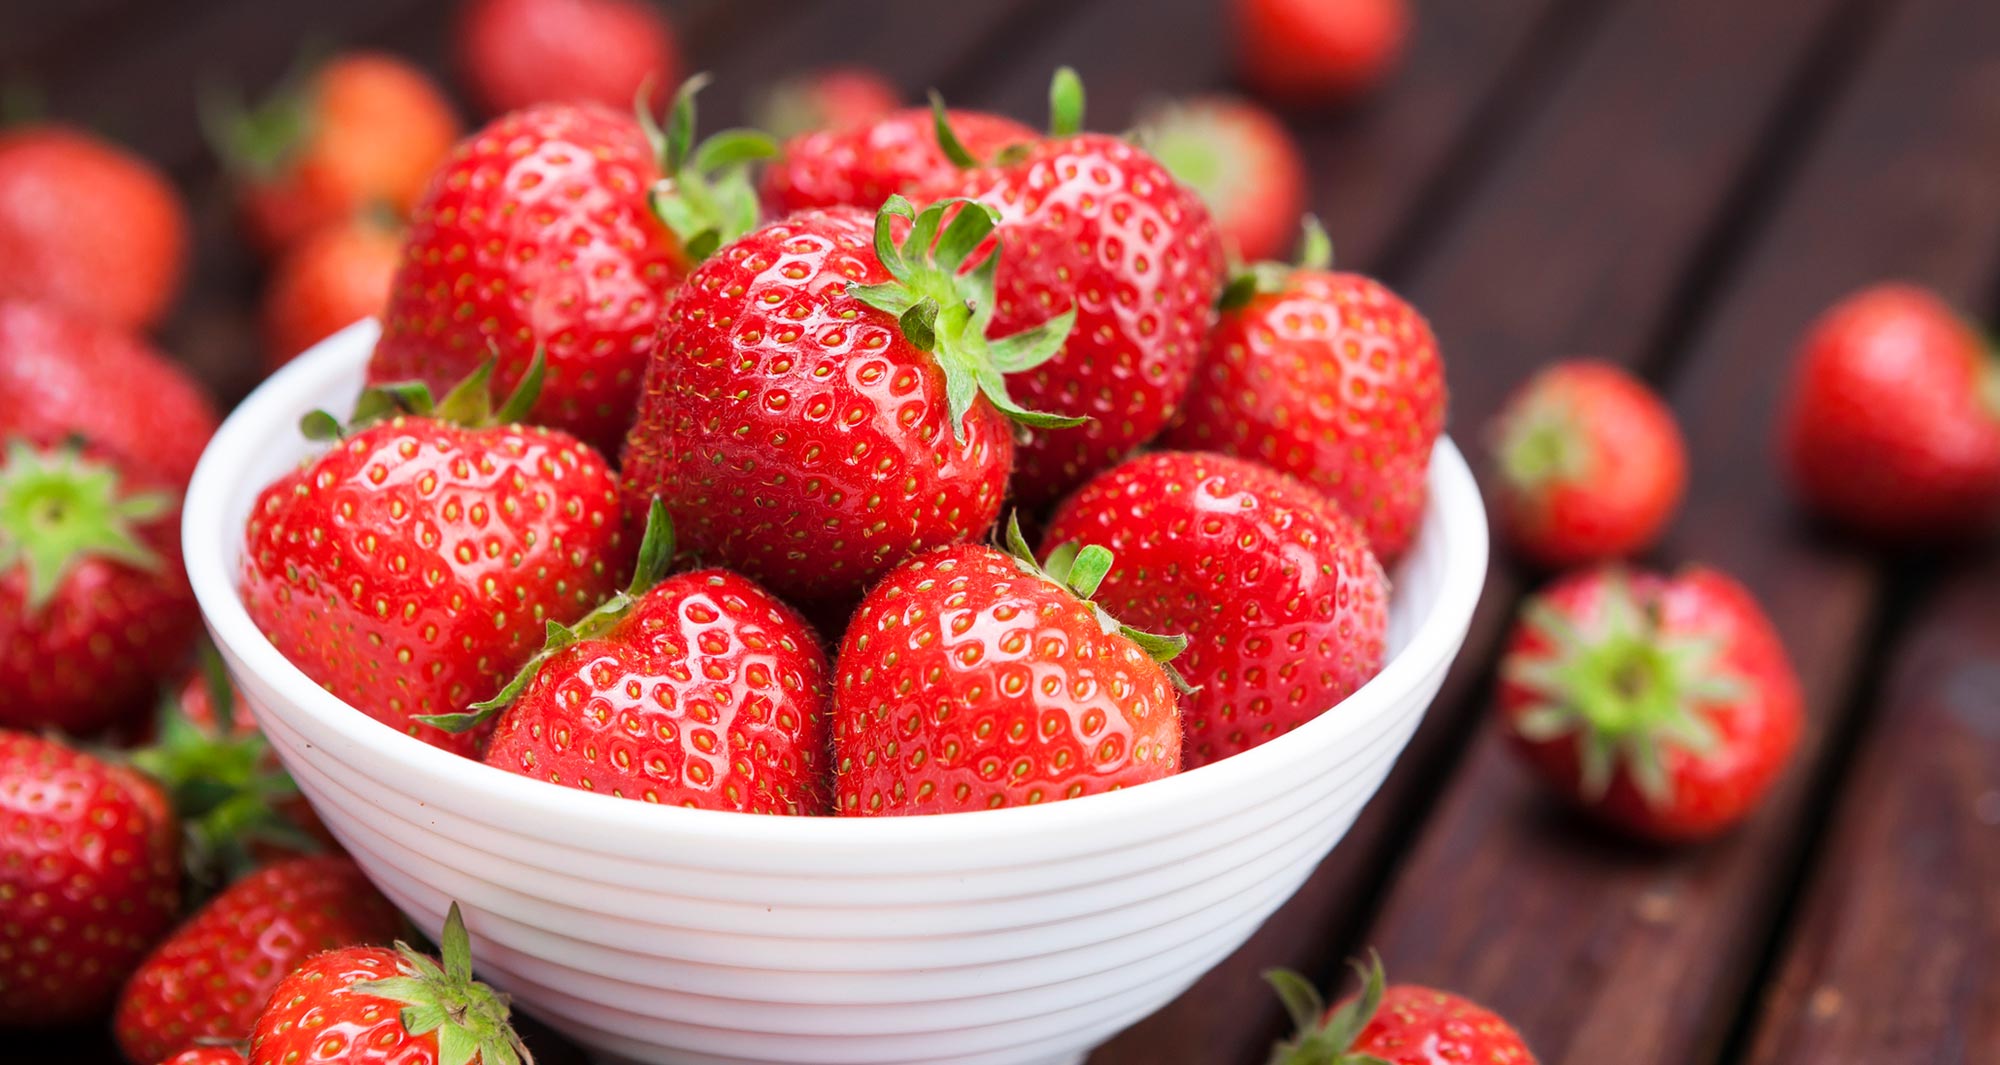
[186,322,1488,1065]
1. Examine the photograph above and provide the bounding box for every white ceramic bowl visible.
[184,321,1488,1065]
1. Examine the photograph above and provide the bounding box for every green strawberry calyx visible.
[1265,953,1395,1065]
[642,74,779,264]
[848,195,1082,441]
[932,66,1083,170]
[1505,573,1744,806]
[199,47,324,180]
[300,350,547,441]
[353,902,534,1065]
[0,439,170,612]
[1006,514,1195,693]
[1218,216,1334,312]
[1494,378,1590,496]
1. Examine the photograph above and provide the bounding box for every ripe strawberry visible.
[1490,360,1686,568]
[249,903,528,1065]
[0,299,217,487]
[114,855,404,1063]
[938,72,1228,507]
[1165,227,1443,561]
[759,105,1035,217]
[1,441,197,734]
[241,360,631,756]
[0,731,180,1025]
[1781,283,2000,539]
[1267,953,1538,1064]
[369,83,771,456]
[1044,451,1388,768]
[834,518,1186,815]
[0,125,188,330]
[209,52,458,254]
[754,67,903,140]
[1140,95,1306,264]
[1500,565,1803,842]
[1234,0,1409,105]
[457,0,679,115]
[620,196,1076,608]
[263,213,401,369]
[162,1048,248,1065]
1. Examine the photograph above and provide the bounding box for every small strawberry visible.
[1234,0,1410,105]
[0,125,188,329]
[263,213,402,369]
[759,105,1035,217]
[1499,565,1803,842]
[369,81,773,456]
[1490,360,1686,568]
[207,51,459,254]
[1266,953,1538,1064]
[457,0,679,115]
[248,902,528,1065]
[754,67,903,140]
[161,1048,248,1065]
[834,517,1186,815]
[1781,283,2000,539]
[114,855,404,1064]
[1044,451,1388,768]
[1140,95,1306,264]
[0,731,181,1026]
[241,358,631,756]
[619,196,1076,608]
[1165,223,1444,562]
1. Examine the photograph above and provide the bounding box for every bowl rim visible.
[185,321,1489,850]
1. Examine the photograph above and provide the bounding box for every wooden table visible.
[7,0,1997,1061]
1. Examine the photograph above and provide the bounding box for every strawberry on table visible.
[1165,221,1444,562]
[263,212,402,369]
[0,731,181,1026]
[754,67,903,140]
[1234,0,1410,105]
[457,0,679,116]
[1490,359,1686,568]
[1044,451,1388,768]
[1140,95,1307,264]
[759,105,1035,216]
[834,517,1187,815]
[1499,565,1803,842]
[1267,953,1538,1064]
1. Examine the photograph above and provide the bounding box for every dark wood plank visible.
[1355,0,2000,1059]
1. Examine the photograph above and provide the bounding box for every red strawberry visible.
[1165,228,1444,561]
[938,72,1228,507]
[249,903,528,1065]
[1140,95,1306,264]
[456,0,679,115]
[210,52,459,254]
[1491,360,1685,568]
[0,731,181,1026]
[1499,565,1803,842]
[834,519,1186,815]
[263,213,402,369]
[1781,283,2000,538]
[1267,953,1538,1064]
[754,67,903,140]
[619,196,1077,608]
[760,105,1035,217]
[1234,0,1410,105]
[1044,451,1388,768]
[162,1048,248,1065]
[241,361,631,756]
[369,83,771,456]
[0,125,188,330]
[1,441,197,734]
[114,856,404,1063]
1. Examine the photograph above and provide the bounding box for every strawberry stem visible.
[1001,513,1195,691]
[1219,217,1334,311]
[302,350,547,441]
[1048,66,1085,137]
[1265,953,1394,1065]
[0,440,169,611]
[642,74,778,263]
[354,903,533,1065]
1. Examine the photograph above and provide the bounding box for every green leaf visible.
[493,348,547,426]
[629,498,675,596]
[1048,67,1086,137]
[1001,511,1036,567]
[431,357,500,426]
[299,409,344,441]
[1063,545,1113,600]
[692,128,779,171]
[1040,540,1082,584]
[899,298,942,354]
[1295,215,1333,271]
[1265,969,1327,1036]
[929,199,999,272]
[988,307,1075,373]
[0,442,170,611]
[929,90,979,168]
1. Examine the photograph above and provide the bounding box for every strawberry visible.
[456,0,679,116]
[1044,451,1388,768]
[240,359,631,756]
[1499,565,1803,842]
[445,505,832,813]
[1166,224,1443,561]
[834,518,1186,815]
[208,51,459,254]
[1140,95,1306,264]
[937,72,1228,507]
[114,855,404,1064]
[0,125,188,330]
[248,903,528,1065]
[263,213,402,369]
[1781,283,2000,539]
[369,82,772,456]
[162,1048,248,1065]
[1,441,197,735]
[0,731,181,1026]
[1490,360,1686,568]
[754,67,903,140]
[1267,953,1538,1064]
[0,299,218,487]
[1234,0,1409,105]
[759,105,1035,217]
[619,196,1077,608]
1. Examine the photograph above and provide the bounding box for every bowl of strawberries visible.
[182,74,1487,1065]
